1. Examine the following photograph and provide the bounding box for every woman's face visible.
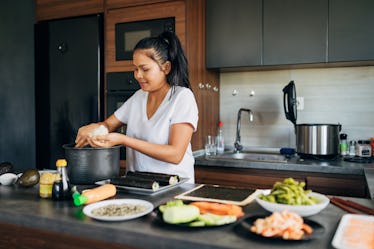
[133,49,170,92]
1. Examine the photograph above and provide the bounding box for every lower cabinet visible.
[0,222,137,249]
[195,165,368,198]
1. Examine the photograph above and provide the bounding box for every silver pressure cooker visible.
[283,81,341,158]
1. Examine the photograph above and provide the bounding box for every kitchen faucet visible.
[234,108,254,153]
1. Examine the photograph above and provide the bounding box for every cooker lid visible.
[282,81,297,126]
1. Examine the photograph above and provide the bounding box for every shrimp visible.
[250,211,313,240]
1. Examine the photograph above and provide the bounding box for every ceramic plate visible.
[332,214,374,249]
[236,215,325,241]
[256,189,329,216]
[83,199,154,221]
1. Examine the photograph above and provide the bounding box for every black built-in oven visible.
[106,72,140,159]
[115,17,175,61]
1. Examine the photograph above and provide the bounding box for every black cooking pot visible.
[63,144,121,184]
[283,81,341,158]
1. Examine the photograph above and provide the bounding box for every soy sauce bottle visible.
[52,159,71,201]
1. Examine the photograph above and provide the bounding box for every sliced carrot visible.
[190,202,244,218]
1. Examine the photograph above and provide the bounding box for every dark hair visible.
[133,31,191,90]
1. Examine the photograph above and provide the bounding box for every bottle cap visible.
[339,133,347,140]
[73,193,88,206]
[218,121,223,127]
[56,159,67,167]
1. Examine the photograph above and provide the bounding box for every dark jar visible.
[52,180,64,201]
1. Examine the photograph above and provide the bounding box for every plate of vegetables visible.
[154,200,244,227]
[236,211,325,241]
[256,178,329,216]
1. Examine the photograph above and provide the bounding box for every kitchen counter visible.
[194,150,374,199]
[194,150,374,175]
[1,183,373,249]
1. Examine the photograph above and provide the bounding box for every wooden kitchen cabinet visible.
[195,165,368,198]
[263,0,327,65]
[105,1,186,73]
[328,0,374,62]
[105,0,219,150]
[186,0,220,150]
[105,0,171,9]
[35,0,104,21]
[34,0,220,151]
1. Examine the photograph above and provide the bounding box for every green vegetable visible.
[187,220,206,227]
[18,169,40,187]
[197,213,237,226]
[163,205,200,224]
[159,199,185,213]
[259,177,318,205]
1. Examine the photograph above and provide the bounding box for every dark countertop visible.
[195,151,374,175]
[194,150,374,199]
[1,183,373,249]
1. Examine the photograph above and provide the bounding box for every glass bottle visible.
[339,133,348,156]
[52,159,71,200]
[216,121,225,154]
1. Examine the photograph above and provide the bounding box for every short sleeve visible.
[170,88,198,132]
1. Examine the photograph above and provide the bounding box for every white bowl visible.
[255,189,330,217]
[0,173,18,185]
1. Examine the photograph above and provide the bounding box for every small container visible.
[356,140,371,158]
[349,140,356,156]
[339,133,348,156]
[52,159,71,200]
[205,135,217,156]
[39,172,59,198]
[216,121,225,154]
[52,179,64,200]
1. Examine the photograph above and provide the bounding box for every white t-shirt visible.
[114,86,198,183]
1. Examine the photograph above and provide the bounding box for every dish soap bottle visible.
[216,121,225,154]
[52,159,71,201]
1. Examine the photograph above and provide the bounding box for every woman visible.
[75,31,198,183]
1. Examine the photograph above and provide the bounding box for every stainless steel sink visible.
[206,151,288,163]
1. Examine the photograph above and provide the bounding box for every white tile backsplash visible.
[220,66,374,149]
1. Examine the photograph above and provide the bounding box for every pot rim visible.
[296,123,341,127]
[62,143,123,150]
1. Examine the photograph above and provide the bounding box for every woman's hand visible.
[88,133,126,148]
[75,123,101,148]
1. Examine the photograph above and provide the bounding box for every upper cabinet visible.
[105,1,186,72]
[206,0,262,68]
[263,0,327,65]
[105,0,171,9]
[206,0,374,69]
[35,0,104,21]
[328,0,374,62]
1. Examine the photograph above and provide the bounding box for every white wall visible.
[220,66,374,149]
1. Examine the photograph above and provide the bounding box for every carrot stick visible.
[190,202,244,218]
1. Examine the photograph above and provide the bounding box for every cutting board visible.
[175,184,261,206]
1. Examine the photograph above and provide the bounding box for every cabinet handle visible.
[198,82,205,89]
[213,86,219,92]
[205,83,211,90]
